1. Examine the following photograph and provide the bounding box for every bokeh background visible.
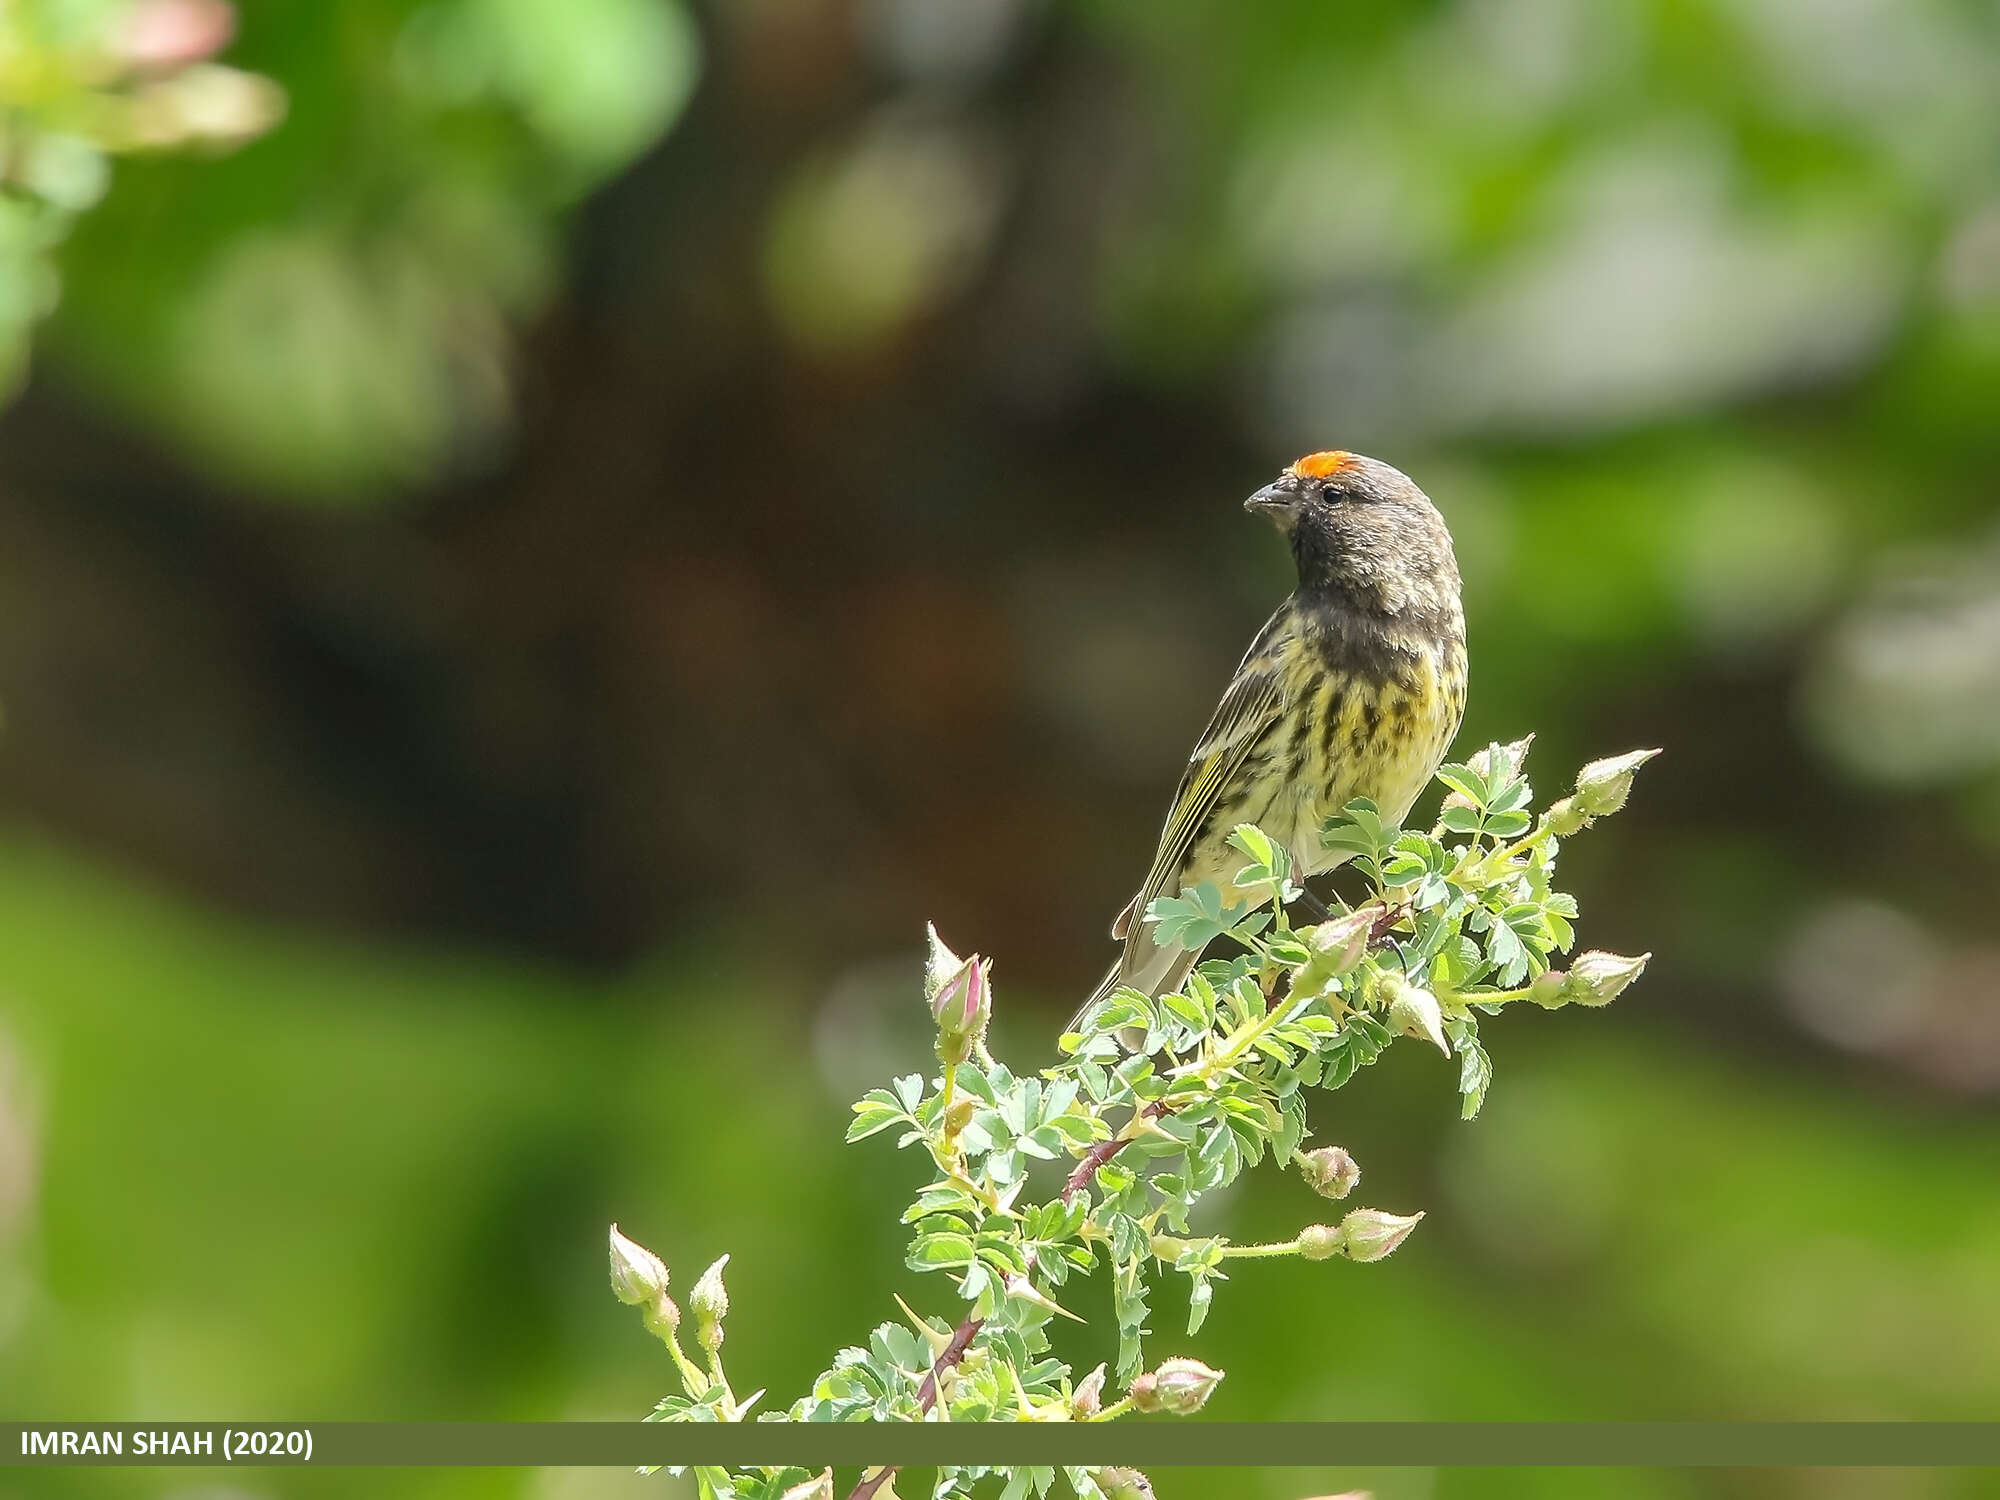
[3,0,2000,1497]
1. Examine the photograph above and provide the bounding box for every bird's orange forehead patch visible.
[1290,450,1356,480]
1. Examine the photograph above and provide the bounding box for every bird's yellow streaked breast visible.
[1273,619,1467,876]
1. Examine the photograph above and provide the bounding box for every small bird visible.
[1078,451,1467,1022]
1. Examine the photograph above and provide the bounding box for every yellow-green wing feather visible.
[1128,606,1294,929]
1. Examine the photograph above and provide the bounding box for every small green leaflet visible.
[1444,1015,1493,1119]
[1146,882,1265,951]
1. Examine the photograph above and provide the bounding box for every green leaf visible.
[1039,1077,1079,1124]
[1381,852,1429,884]
[998,1079,1031,1135]
[1320,1012,1393,1090]
[1445,1015,1493,1119]
[904,1184,981,1221]
[976,1232,1027,1275]
[1018,1126,1064,1160]
[1186,1273,1214,1335]
[1147,882,1255,951]
[875,1321,931,1373]
[1076,1060,1110,1102]
[1321,796,1395,866]
[1048,1111,1096,1145]
[1084,992,1151,1036]
[1435,761,1489,803]
[1265,933,1312,965]
[1273,1098,1306,1164]
[956,1066,999,1105]
[846,1091,908,1142]
[1439,802,1486,835]
[908,1233,977,1270]
[1226,823,1278,870]
[1546,908,1577,952]
[1162,990,1209,1032]
[1485,915,1529,986]
[958,1115,997,1154]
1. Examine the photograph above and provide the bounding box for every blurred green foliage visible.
[10,0,697,492]
[0,0,282,395]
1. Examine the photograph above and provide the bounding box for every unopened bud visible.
[929,948,992,1066]
[608,1223,669,1306]
[1572,748,1660,818]
[689,1254,730,1354]
[1130,1357,1223,1416]
[923,923,963,1003]
[779,1471,834,1500]
[1095,1470,1155,1500]
[1541,796,1587,838]
[1298,1146,1361,1200]
[1298,1222,1342,1260]
[1561,950,1648,1007]
[1070,1363,1106,1419]
[1469,735,1535,785]
[1526,967,1568,1009]
[1307,908,1375,975]
[943,1093,978,1136]
[1337,1208,1424,1263]
[1381,973,1447,1053]
[642,1292,681,1339]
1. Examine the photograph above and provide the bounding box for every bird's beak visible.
[1244,480,1298,521]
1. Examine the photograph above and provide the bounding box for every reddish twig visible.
[1061,1135,1132,1203]
[1061,1099,1171,1204]
[916,1313,984,1412]
[841,1312,986,1500]
[1369,900,1411,942]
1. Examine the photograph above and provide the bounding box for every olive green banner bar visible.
[5,1422,1999,1468]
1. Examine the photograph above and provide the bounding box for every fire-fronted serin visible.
[1078,451,1467,1020]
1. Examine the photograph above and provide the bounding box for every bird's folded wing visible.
[1128,640,1289,935]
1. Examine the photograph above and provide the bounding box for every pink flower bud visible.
[927,937,992,1063]
[1337,1208,1424,1263]
[1307,908,1375,975]
[1527,967,1568,1009]
[1298,1146,1361,1200]
[690,1254,730,1354]
[1130,1357,1223,1416]
[1096,1470,1155,1500]
[1562,950,1648,1006]
[1381,973,1447,1053]
[1298,1223,1342,1260]
[1069,1363,1106,1419]
[1572,748,1660,818]
[608,1223,669,1306]
[1542,796,1587,837]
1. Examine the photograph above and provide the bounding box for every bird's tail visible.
[1066,961,1128,1035]
[1066,945,1201,1035]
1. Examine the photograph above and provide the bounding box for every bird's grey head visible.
[1243,450,1461,618]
